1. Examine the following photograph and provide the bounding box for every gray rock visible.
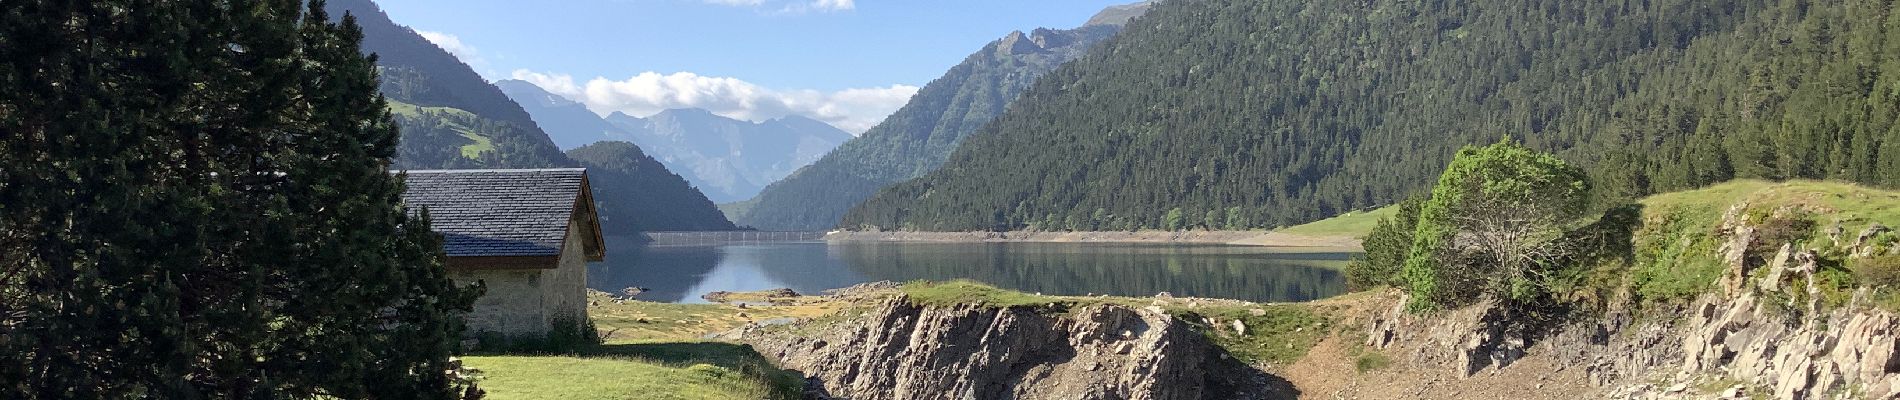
[738,296,1277,400]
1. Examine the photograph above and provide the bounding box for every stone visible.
[1232,320,1247,336]
[735,297,1269,400]
[1858,224,1892,251]
[1759,243,1793,292]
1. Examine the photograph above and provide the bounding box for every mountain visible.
[1083,1,1153,27]
[726,4,1141,231]
[495,79,628,150]
[567,142,738,233]
[328,0,735,232]
[600,109,854,204]
[841,0,1900,232]
[325,0,567,169]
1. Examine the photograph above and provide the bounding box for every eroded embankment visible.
[730,294,1294,400]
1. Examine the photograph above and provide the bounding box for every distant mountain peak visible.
[997,30,1046,56]
[1084,1,1153,27]
[1029,28,1075,49]
[655,108,718,117]
[494,79,582,109]
[771,114,828,125]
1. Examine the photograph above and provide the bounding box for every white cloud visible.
[810,0,854,11]
[415,30,477,63]
[700,0,854,13]
[513,70,915,135]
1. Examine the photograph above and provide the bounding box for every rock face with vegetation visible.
[1361,180,1900,399]
[736,295,1284,400]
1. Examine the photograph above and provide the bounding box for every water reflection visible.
[587,238,1350,303]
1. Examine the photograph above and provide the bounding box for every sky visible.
[374,0,1138,133]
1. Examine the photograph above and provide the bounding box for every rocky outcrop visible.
[1673,289,1900,399]
[1365,202,1900,399]
[736,296,1287,400]
[1365,296,1531,377]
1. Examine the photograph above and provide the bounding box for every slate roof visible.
[398,168,598,259]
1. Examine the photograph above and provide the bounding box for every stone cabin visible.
[399,168,604,337]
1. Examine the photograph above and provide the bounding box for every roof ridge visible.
[394,168,588,174]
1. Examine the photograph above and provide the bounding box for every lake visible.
[587,236,1351,303]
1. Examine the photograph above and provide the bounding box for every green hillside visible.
[1276,205,1399,239]
[568,142,738,233]
[327,0,569,170]
[1628,180,1900,303]
[386,100,493,159]
[842,0,1900,232]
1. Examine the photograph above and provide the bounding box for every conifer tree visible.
[1,1,477,398]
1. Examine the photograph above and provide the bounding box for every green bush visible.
[1346,195,1425,290]
[1855,255,1900,288]
[1402,139,1593,311]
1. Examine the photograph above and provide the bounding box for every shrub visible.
[1855,255,1900,288]
[1402,139,1593,311]
[1346,195,1425,290]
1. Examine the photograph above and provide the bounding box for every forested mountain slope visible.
[568,142,738,233]
[842,0,1900,232]
[327,0,735,231]
[325,0,568,169]
[729,4,1142,230]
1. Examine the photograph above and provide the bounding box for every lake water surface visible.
[588,236,1351,303]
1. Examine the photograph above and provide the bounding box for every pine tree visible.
[1,1,477,398]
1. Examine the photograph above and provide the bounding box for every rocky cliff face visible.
[736,296,1288,400]
[1364,203,1900,399]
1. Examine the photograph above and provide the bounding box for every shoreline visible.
[822,230,1362,251]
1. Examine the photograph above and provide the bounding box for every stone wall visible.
[542,220,589,324]
[454,268,547,336]
[450,219,591,337]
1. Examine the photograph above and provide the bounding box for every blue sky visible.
[375,0,1137,132]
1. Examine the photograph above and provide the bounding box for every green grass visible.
[466,343,801,400]
[1276,205,1399,238]
[1354,351,1392,372]
[1629,180,1900,306]
[1640,180,1900,233]
[1179,304,1333,365]
[385,99,496,158]
[587,290,842,342]
[900,280,1065,308]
